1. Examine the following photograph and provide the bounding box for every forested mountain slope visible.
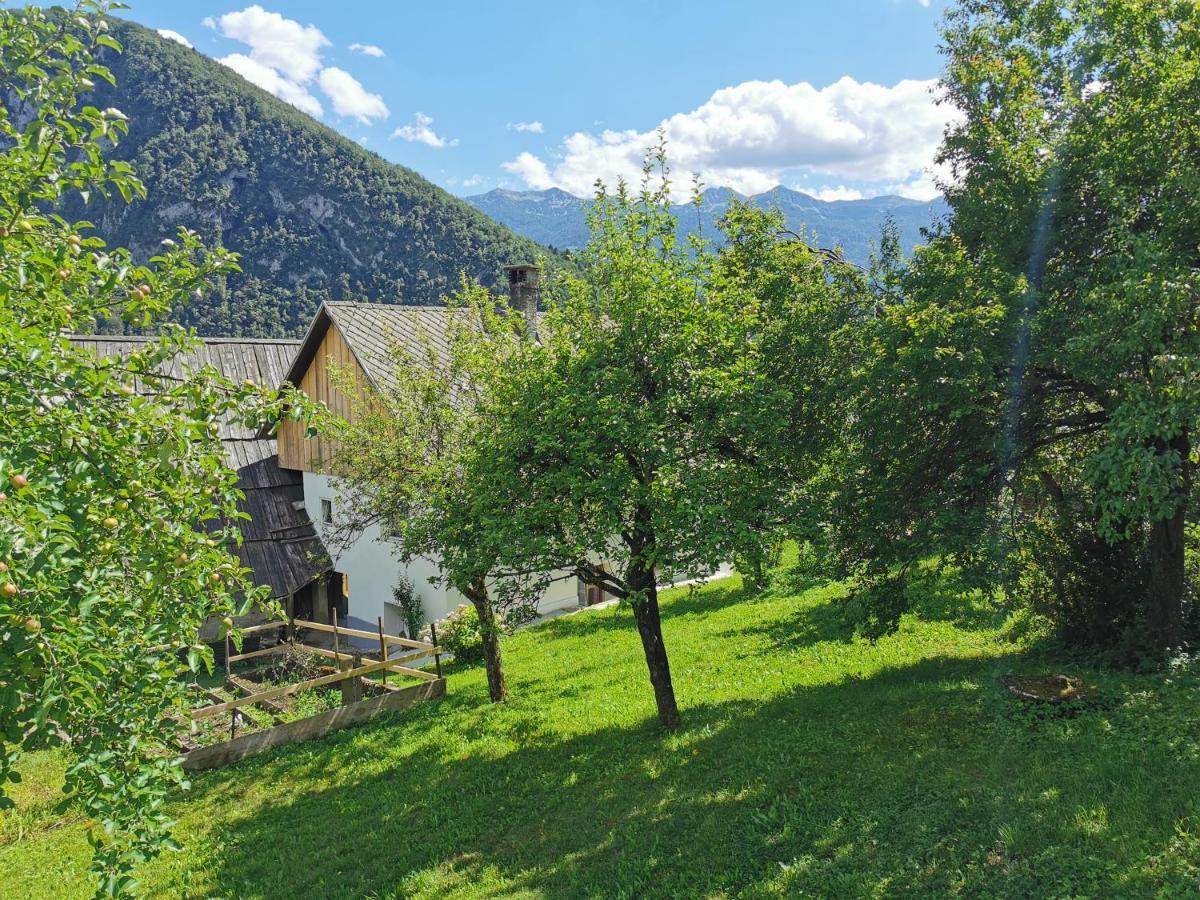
[71,20,550,337]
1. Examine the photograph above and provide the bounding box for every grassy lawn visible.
[3,571,1200,898]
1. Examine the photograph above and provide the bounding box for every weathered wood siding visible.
[278,323,371,472]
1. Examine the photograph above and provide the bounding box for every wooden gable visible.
[278,319,374,473]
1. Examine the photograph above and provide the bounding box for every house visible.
[275,267,604,637]
[71,269,611,642]
[68,334,332,637]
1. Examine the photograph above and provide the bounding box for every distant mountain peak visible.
[466,185,949,264]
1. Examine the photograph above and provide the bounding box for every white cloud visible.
[156,28,192,49]
[318,67,389,123]
[208,6,392,126]
[501,76,954,200]
[219,53,323,118]
[349,43,385,58]
[502,151,554,189]
[393,112,458,148]
[461,174,484,189]
[207,4,329,82]
[811,185,865,202]
[509,120,544,134]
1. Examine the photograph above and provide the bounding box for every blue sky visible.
[60,1,955,200]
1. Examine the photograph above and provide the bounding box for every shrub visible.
[392,576,424,638]
[433,603,485,664]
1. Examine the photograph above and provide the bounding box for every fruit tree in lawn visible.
[821,0,1200,651]
[466,151,790,730]
[0,3,310,893]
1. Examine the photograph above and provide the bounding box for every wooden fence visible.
[182,616,446,768]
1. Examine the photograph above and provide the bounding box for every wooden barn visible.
[68,334,332,634]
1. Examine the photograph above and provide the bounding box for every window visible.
[320,497,333,525]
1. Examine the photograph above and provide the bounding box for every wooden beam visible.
[226,644,286,664]
[192,655,408,719]
[292,618,435,653]
[237,620,289,636]
[382,664,440,682]
[302,644,435,670]
[182,679,447,771]
[226,675,286,724]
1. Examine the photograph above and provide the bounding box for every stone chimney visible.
[504,264,540,333]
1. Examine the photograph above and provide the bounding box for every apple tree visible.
[1,3,307,893]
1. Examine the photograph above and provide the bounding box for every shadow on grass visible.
[186,644,1200,899]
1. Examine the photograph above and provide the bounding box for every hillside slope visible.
[468,185,950,266]
[72,20,550,337]
[3,571,1198,897]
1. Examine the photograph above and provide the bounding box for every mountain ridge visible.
[466,185,950,264]
[69,19,552,338]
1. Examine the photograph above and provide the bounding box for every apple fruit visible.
[2,583,17,597]
[9,474,28,489]
[102,516,119,529]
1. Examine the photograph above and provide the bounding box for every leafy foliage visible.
[817,0,1200,652]
[0,4,310,892]
[63,18,556,338]
[324,282,533,703]
[391,575,424,639]
[432,603,484,665]
[455,149,812,729]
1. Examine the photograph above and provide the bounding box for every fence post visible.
[377,616,388,686]
[430,621,443,680]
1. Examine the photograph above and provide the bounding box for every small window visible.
[320,498,333,525]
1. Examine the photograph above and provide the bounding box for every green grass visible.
[3,573,1200,898]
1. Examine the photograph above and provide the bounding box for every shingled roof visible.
[282,302,473,396]
[68,334,330,599]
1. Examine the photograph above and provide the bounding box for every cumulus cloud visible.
[501,76,954,200]
[208,4,328,81]
[393,113,458,148]
[501,152,554,189]
[349,43,385,57]
[208,6,389,125]
[219,53,323,118]
[156,28,193,49]
[509,120,544,134]
[318,67,389,123]
[810,185,865,202]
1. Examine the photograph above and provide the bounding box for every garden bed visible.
[178,619,446,769]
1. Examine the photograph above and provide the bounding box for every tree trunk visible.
[1148,432,1189,650]
[466,579,508,703]
[629,567,681,731]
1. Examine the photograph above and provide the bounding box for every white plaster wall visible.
[304,473,581,637]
